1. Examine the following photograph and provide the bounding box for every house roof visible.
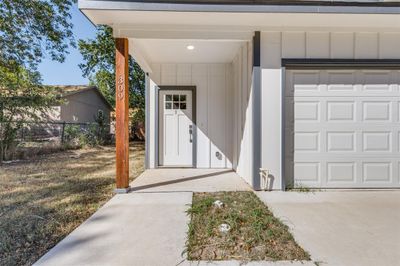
[83,0,400,6]
[79,0,400,15]
[54,85,114,110]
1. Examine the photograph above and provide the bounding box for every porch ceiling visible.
[130,38,245,67]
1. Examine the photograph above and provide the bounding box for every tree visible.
[78,26,146,139]
[0,0,76,161]
[0,0,76,69]
[0,66,59,162]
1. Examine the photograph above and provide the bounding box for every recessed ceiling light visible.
[186,45,195,50]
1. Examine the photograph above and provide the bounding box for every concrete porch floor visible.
[130,168,252,192]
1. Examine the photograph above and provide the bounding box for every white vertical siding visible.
[149,63,233,168]
[225,64,234,169]
[232,42,254,186]
[147,78,158,169]
[146,43,252,178]
[330,32,354,58]
[379,33,400,59]
[282,32,306,58]
[208,64,227,168]
[261,30,400,190]
[177,64,192,85]
[354,32,379,59]
[306,32,330,58]
[161,64,177,85]
[273,31,400,60]
[191,64,209,168]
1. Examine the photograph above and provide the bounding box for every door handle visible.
[189,125,193,143]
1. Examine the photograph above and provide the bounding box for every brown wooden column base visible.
[114,187,131,194]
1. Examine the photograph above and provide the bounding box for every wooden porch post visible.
[115,38,130,193]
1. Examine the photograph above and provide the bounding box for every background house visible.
[13,85,113,142]
[55,85,113,124]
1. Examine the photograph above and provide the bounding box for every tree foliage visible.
[0,0,76,161]
[78,26,146,126]
[0,0,76,69]
[0,66,60,161]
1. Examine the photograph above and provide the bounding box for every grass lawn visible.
[0,142,145,266]
[187,191,310,262]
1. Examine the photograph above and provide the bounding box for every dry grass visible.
[0,142,145,266]
[186,192,310,262]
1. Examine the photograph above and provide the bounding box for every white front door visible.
[159,90,194,167]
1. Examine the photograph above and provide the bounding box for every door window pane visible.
[164,93,188,110]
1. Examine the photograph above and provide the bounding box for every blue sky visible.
[38,4,96,85]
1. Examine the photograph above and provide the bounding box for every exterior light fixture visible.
[186,45,195,50]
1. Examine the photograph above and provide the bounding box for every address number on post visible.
[117,75,124,100]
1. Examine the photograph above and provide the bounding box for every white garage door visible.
[285,69,400,188]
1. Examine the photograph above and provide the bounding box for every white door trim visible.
[157,86,197,168]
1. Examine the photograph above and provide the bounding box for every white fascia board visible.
[78,0,400,14]
[115,26,253,40]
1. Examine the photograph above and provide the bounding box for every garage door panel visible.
[285,69,400,188]
[288,70,400,97]
[327,162,356,183]
[362,101,392,121]
[362,132,392,152]
[327,71,356,92]
[291,97,398,121]
[362,162,392,183]
[294,101,320,121]
[294,162,321,183]
[295,132,320,152]
[286,70,321,97]
[286,158,399,188]
[327,132,356,152]
[327,101,355,121]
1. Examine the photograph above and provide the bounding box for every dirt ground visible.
[0,142,145,266]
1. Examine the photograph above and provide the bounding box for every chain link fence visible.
[6,121,110,143]
[0,121,111,162]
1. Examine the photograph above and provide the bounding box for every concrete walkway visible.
[256,191,400,266]
[35,192,192,266]
[35,169,252,266]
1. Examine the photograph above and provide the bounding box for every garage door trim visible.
[282,59,400,190]
[282,59,400,69]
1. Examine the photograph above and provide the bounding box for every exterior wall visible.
[8,106,61,122]
[147,63,234,169]
[231,42,254,186]
[260,31,400,190]
[60,89,111,123]
[145,42,258,189]
[147,77,158,168]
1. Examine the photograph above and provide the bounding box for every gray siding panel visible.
[60,89,111,123]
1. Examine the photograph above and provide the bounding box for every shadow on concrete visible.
[131,170,233,191]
